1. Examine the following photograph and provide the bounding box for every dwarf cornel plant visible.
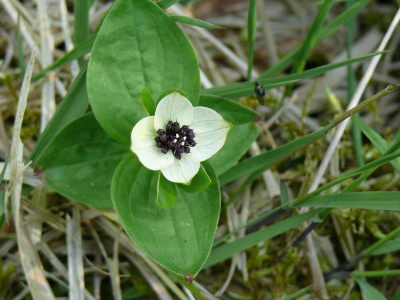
[35,0,258,280]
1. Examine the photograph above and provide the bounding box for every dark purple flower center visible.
[155,120,196,160]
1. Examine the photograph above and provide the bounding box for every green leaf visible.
[203,52,382,99]
[36,113,129,207]
[219,125,331,185]
[354,278,388,300]
[29,64,89,164]
[205,208,323,267]
[199,95,259,175]
[87,0,200,145]
[140,87,155,116]
[179,164,210,193]
[157,173,177,209]
[170,15,224,30]
[293,192,400,211]
[112,156,220,277]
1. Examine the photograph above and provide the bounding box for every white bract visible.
[131,92,232,184]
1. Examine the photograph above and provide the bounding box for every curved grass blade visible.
[369,238,400,256]
[203,51,383,99]
[293,191,400,210]
[352,114,400,172]
[32,31,97,81]
[204,209,324,267]
[278,287,311,300]
[283,0,334,99]
[219,125,331,185]
[354,279,388,300]
[259,0,372,79]
[170,15,224,29]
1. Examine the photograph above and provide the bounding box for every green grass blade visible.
[219,125,331,185]
[169,15,224,29]
[259,0,372,79]
[283,0,334,98]
[292,144,400,207]
[247,0,257,80]
[369,238,400,256]
[204,209,324,267]
[346,0,364,166]
[364,226,400,256]
[32,30,98,81]
[313,0,350,5]
[203,51,383,99]
[280,181,289,205]
[354,279,388,300]
[29,64,89,164]
[214,204,288,247]
[293,191,400,210]
[72,0,90,47]
[278,287,311,300]
[354,270,400,278]
[391,288,400,300]
[352,114,400,172]
[157,0,180,10]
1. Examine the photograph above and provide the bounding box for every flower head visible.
[131,92,232,184]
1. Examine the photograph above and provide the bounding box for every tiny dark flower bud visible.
[188,140,196,147]
[166,121,173,132]
[160,134,168,143]
[156,141,163,148]
[174,152,182,160]
[172,122,181,133]
[177,147,184,154]
[155,137,161,143]
[181,125,189,132]
[161,146,169,154]
[184,147,190,153]
[157,129,166,136]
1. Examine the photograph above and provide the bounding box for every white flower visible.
[131,92,232,184]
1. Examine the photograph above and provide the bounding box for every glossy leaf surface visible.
[87,0,200,145]
[112,155,220,276]
[36,113,129,207]
[157,172,177,209]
